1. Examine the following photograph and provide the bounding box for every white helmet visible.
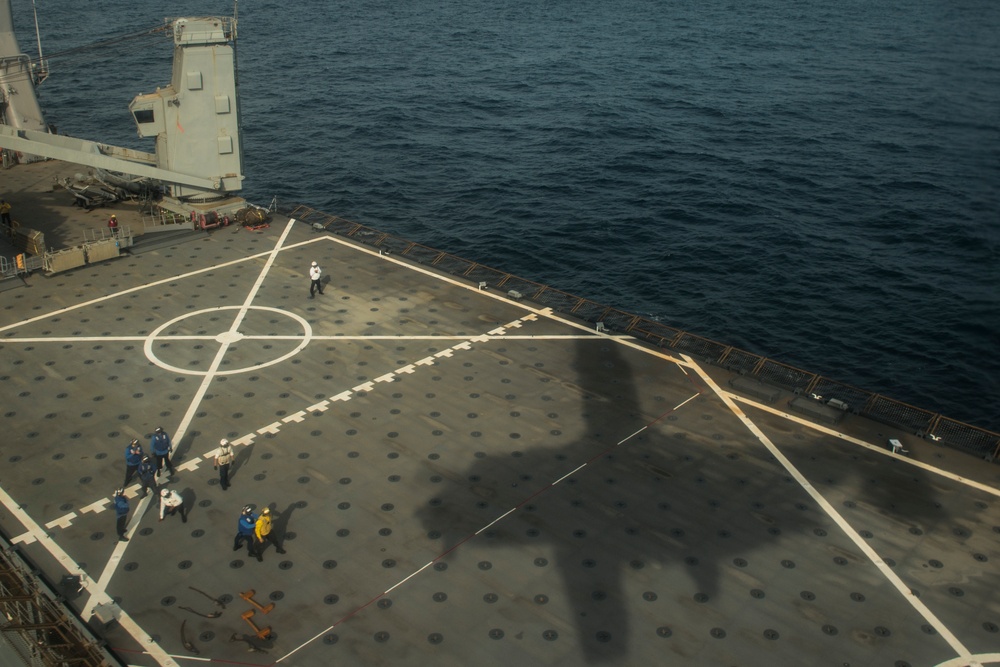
[220,438,229,446]
[160,488,170,497]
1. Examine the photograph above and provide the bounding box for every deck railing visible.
[0,538,115,667]
[287,204,1000,461]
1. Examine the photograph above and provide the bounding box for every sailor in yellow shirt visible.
[252,507,286,562]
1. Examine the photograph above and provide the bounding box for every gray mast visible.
[0,0,48,160]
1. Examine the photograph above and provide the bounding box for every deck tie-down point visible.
[241,589,275,614]
[240,609,272,640]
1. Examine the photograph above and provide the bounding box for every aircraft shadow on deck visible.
[417,336,949,663]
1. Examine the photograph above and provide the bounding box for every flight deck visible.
[1,161,999,667]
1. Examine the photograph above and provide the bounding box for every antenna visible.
[30,0,48,84]
[232,0,244,179]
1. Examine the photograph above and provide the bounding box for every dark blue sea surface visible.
[14,0,1000,429]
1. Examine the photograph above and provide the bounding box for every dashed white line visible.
[45,513,76,530]
[685,353,974,663]
[80,499,110,514]
[552,464,588,486]
[175,458,203,472]
[0,486,178,666]
[273,368,698,664]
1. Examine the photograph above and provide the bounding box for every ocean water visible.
[12,0,1000,430]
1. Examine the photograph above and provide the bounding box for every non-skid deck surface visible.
[1,189,998,667]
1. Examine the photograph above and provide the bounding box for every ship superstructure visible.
[1,8,243,201]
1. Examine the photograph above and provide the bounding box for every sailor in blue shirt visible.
[233,505,258,553]
[137,456,158,498]
[123,439,143,487]
[113,489,129,541]
[150,426,175,477]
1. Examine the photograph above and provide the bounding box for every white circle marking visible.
[143,306,313,376]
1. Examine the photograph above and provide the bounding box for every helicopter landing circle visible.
[143,306,313,376]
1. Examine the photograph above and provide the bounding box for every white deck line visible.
[2,224,993,664]
[684,354,976,664]
[0,267,237,333]
[335,234,996,500]
[936,654,1000,667]
[0,334,601,343]
[0,234,326,335]
[0,486,179,667]
[14,228,996,550]
[5,229,994,568]
[2,237,557,552]
[274,381,697,664]
[81,219,297,630]
[726,393,1000,500]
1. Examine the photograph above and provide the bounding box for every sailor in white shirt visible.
[309,261,324,298]
[159,488,187,523]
